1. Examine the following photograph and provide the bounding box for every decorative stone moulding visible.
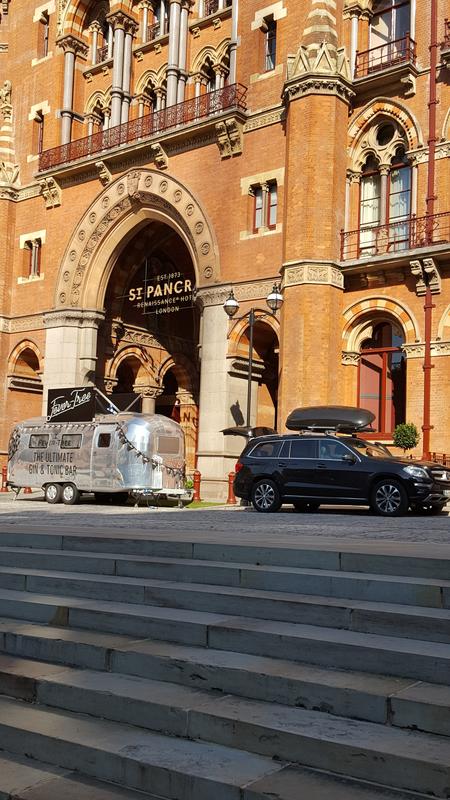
[402,341,450,359]
[215,118,243,159]
[55,169,220,309]
[341,351,361,366]
[283,262,344,290]
[39,177,62,208]
[410,258,441,296]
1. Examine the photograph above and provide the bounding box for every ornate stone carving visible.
[0,161,19,185]
[0,79,12,124]
[244,108,284,133]
[127,170,141,198]
[283,262,344,289]
[215,118,243,159]
[150,143,168,170]
[410,258,441,296]
[400,73,416,97]
[196,286,232,310]
[39,177,62,209]
[341,351,361,366]
[95,161,112,186]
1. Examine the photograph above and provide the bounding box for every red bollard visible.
[193,470,201,502]
[227,471,236,505]
[0,465,8,493]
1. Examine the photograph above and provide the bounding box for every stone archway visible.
[54,169,220,312]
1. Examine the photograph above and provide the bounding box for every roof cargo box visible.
[286,406,375,432]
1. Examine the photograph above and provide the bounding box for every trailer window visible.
[157,436,180,455]
[98,433,111,448]
[29,434,49,449]
[61,434,82,449]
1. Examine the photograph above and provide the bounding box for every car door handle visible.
[279,462,289,467]
[317,463,328,469]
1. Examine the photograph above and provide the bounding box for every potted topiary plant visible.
[393,422,420,455]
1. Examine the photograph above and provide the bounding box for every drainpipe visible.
[422,0,439,460]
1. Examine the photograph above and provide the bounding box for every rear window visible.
[249,441,282,458]
[29,434,49,449]
[157,436,180,455]
[290,439,317,459]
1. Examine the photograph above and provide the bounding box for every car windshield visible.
[350,441,393,459]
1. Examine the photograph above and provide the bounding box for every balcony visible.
[354,35,418,95]
[340,213,450,262]
[38,84,247,173]
[204,0,232,16]
[441,19,450,67]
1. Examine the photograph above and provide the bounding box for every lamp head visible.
[266,282,283,313]
[223,288,240,318]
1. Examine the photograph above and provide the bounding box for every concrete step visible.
[0,695,285,800]
[3,532,450,580]
[0,751,161,800]
[2,650,450,739]
[1,589,450,682]
[2,569,450,643]
[1,546,449,607]
[1,690,450,797]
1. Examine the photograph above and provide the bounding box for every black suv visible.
[233,407,450,517]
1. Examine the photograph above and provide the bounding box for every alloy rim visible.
[254,483,275,510]
[376,484,401,513]
[47,485,58,501]
[63,485,74,502]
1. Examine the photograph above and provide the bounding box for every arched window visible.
[358,136,411,255]
[359,321,406,435]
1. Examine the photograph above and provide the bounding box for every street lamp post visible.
[223,283,283,428]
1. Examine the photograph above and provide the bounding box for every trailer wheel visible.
[61,483,80,505]
[44,483,62,504]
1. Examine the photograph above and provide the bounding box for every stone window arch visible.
[358,316,406,435]
[345,116,415,257]
[8,342,43,394]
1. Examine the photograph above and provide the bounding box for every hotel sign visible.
[128,271,195,316]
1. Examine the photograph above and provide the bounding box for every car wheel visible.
[251,479,281,513]
[412,503,447,516]
[370,479,408,517]
[44,483,62,504]
[61,483,80,506]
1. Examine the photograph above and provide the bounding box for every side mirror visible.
[342,454,357,464]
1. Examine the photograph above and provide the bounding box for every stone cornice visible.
[43,309,105,328]
[0,313,44,333]
[282,261,344,290]
[283,72,355,105]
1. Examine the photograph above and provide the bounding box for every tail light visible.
[235,460,244,473]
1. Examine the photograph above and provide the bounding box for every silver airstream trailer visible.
[7,413,191,506]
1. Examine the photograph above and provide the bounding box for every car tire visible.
[44,483,62,504]
[61,483,80,506]
[251,479,281,513]
[412,503,447,516]
[370,479,408,517]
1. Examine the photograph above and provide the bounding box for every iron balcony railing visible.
[96,44,109,63]
[443,19,450,48]
[340,212,450,261]
[354,34,416,79]
[431,453,448,466]
[146,22,161,42]
[38,83,247,172]
[204,0,231,16]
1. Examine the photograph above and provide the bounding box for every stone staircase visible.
[0,530,450,798]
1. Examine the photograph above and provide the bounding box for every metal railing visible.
[443,19,450,49]
[39,83,247,172]
[354,34,416,78]
[96,44,109,63]
[431,453,448,466]
[340,212,450,261]
[204,0,231,15]
[146,23,161,42]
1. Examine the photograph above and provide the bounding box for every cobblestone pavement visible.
[0,490,449,544]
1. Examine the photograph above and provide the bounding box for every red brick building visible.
[0,0,449,497]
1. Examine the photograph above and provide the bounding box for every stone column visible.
[379,166,389,226]
[166,0,182,106]
[109,13,127,127]
[135,386,163,414]
[410,0,416,39]
[121,20,137,124]
[176,0,189,103]
[229,0,239,84]
[196,287,235,500]
[89,21,101,66]
[42,309,105,410]
[160,0,167,34]
[59,37,87,145]
[350,11,359,77]
[140,0,151,42]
